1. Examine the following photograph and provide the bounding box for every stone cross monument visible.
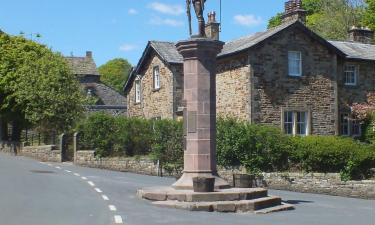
[172,0,229,190]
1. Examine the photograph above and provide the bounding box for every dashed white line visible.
[109,205,117,211]
[55,166,61,169]
[102,195,109,201]
[94,188,103,193]
[114,215,123,224]
[65,170,72,173]
[74,173,80,176]
[88,181,95,187]
[81,176,87,180]
[47,164,52,166]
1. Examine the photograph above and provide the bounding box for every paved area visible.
[0,153,374,225]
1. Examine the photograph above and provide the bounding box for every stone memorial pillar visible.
[173,38,229,190]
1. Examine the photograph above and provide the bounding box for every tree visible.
[363,0,375,31]
[267,0,365,40]
[0,32,84,138]
[352,93,375,120]
[98,58,132,93]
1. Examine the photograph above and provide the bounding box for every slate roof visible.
[83,82,126,106]
[65,56,99,75]
[150,41,183,64]
[329,41,375,61]
[219,20,297,57]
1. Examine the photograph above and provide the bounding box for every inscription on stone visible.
[188,111,197,133]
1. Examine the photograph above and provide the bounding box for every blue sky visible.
[0,0,285,66]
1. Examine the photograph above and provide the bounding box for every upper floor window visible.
[344,65,358,86]
[153,66,160,89]
[283,111,309,136]
[288,51,302,77]
[135,79,141,103]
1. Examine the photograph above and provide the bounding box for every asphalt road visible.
[1,153,374,225]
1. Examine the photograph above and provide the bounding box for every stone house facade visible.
[124,0,375,136]
[65,52,127,115]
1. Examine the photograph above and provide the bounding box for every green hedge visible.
[77,114,375,180]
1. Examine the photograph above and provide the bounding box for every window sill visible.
[344,84,358,88]
[134,102,141,105]
[288,75,303,78]
[152,88,161,92]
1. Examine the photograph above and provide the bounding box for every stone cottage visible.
[65,51,127,115]
[124,0,375,137]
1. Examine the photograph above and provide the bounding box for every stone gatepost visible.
[59,133,66,162]
[73,132,80,164]
[172,38,229,190]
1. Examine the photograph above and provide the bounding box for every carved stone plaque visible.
[187,111,197,133]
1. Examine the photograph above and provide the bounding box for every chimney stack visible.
[86,51,93,58]
[281,0,307,24]
[205,11,220,40]
[348,26,374,44]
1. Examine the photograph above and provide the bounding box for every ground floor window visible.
[341,113,361,136]
[283,111,309,136]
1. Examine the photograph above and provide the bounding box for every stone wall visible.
[75,151,177,176]
[0,141,19,155]
[250,26,338,135]
[216,53,251,120]
[74,153,375,200]
[127,52,175,119]
[337,59,375,117]
[19,145,61,162]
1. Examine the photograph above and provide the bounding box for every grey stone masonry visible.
[73,153,375,200]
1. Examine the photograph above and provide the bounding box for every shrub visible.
[216,117,292,173]
[150,119,184,174]
[77,112,117,157]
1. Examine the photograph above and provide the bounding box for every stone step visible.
[254,203,295,214]
[138,187,268,202]
[152,196,285,213]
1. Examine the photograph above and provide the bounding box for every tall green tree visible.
[98,58,132,93]
[268,0,365,40]
[363,0,375,31]
[0,32,84,137]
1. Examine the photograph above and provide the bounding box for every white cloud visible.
[149,17,184,27]
[128,8,138,15]
[148,2,184,16]
[119,44,137,52]
[234,14,263,27]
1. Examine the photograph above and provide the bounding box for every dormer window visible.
[153,66,160,90]
[344,65,358,86]
[288,51,302,77]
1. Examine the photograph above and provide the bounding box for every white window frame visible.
[340,113,361,137]
[344,65,358,86]
[283,110,310,136]
[135,78,141,103]
[153,66,160,90]
[288,51,302,77]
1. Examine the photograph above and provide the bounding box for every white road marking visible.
[94,188,102,193]
[109,205,117,211]
[39,162,46,164]
[102,195,109,200]
[114,215,123,224]
[65,170,72,173]
[47,164,52,166]
[74,173,80,176]
[55,166,61,169]
[81,176,87,180]
[88,181,95,187]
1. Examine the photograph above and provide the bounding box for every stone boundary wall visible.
[0,141,19,155]
[75,150,176,177]
[20,145,62,162]
[74,151,375,200]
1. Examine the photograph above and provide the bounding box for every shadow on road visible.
[283,200,314,205]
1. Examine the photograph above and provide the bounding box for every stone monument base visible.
[172,172,230,190]
[137,187,294,213]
